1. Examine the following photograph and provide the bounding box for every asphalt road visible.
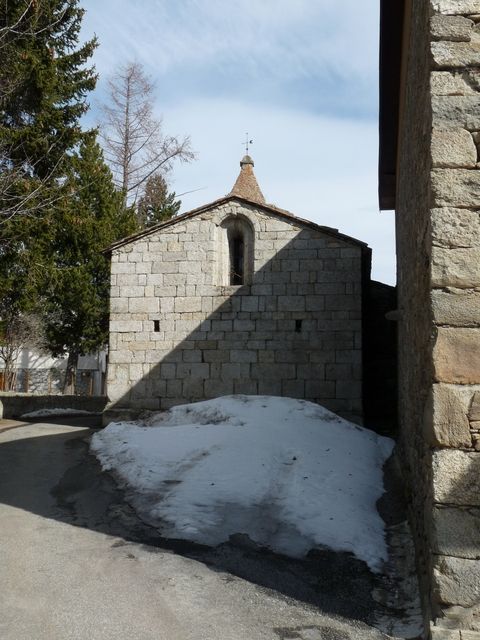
[0,419,415,640]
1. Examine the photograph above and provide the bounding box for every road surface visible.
[0,418,416,640]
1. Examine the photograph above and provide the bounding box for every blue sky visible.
[81,0,396,284]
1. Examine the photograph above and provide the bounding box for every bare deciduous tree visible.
[99,62,194,204]
[0,313,46,391]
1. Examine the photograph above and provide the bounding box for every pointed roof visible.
[228,155,265,204]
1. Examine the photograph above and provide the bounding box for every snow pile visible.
[91,395,394,572]
[21,408,94,419]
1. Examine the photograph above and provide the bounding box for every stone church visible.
[104,155,373,424]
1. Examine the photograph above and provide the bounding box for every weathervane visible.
[243,132,253,155]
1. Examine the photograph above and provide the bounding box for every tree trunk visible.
[63,352,77,394]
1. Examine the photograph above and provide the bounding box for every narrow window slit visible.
[295,319,302,333]
[153,320,160,332]
[230,234,245,285]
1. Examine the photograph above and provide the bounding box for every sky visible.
[81,0,396,284]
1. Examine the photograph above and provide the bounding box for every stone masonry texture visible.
[106,200,365,423]
[397,1,480,636]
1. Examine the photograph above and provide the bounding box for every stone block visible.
[201,350,229,363]
[430,208,480,249]
[111,262,136,275]
[430,629,460,640]
[151,261,179,274]
[110,298,128,313]
[251,363,296,380]
[432,449,480,505]
[258,379,282,395]
[159,297,174,313]
[432,129,477,168]
[274,350,308,364]
[177,363,210,379]
[431,71,478,96]
[182,377,204,399]
[305,295,325,311]
[336,380,361,399]
[277,296,305,312]
[431,14,474,41]
[241,296,259,312]
[469,391,480,420]
[160,363,176,379]
[110,321,143,333]
[433,328,480,384]
[204,378,234,397]
[433,506,480,558]
[431,169,480,208]
[221,363,250,379]
[128,297,159,313]
[174,297,202,313]
[166,379,182,398]
[433,555,480,608]
[432,41,480,69]
[234,379,258,394]
[230,350,257,363]
[305,380,336,398]
[282,379,305,398]
[178,261,203,275]
[324,295,358,311]
[432,290,480,327]
[431,0,480,14]
[233,319,255,332]
[431,246,480,289]
[426,383,472,447]
[325,363,351,380]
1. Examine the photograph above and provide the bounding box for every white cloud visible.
[82,1,378,89]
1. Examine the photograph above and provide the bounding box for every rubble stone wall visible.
[107,200,366,422]
[398,2,480,636]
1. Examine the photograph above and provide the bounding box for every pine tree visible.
[1,0,97,179]
[0,0,98,300]
[0,0,137,392]
[42,135,137,391]
[137,173,181,227]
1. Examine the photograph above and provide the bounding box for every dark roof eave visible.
[378,0,406,211]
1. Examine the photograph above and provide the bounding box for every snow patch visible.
[21,408,94,418]
[91,395,394,572]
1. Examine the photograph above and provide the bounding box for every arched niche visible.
[217,214,254,286]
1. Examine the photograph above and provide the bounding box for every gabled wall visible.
[106,200,366,423]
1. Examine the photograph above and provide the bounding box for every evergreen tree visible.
[0,0,98,302]
[0,1,137,391]
[1,0,97,179]
[137,173,181,227]
[42,135,137,390]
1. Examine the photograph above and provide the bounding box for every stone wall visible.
[7,368,97,396]
[0,393,108,419]
[14,368,64,394]
[107,199,367,423]
[397,2,480,637]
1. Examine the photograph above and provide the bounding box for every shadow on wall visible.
[106,228,369,425]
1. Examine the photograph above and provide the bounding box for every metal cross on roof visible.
[243,133,253,155]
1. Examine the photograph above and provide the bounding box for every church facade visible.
[104,156,371,424]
